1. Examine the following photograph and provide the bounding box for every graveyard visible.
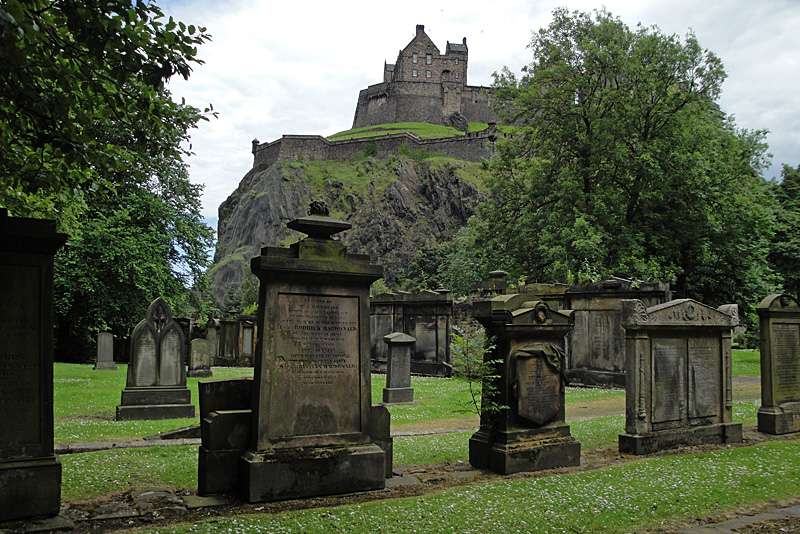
[39,353,798,533]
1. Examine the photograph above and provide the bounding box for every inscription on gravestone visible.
[517,354,560,425]
[0,266,41,446]
[652,338,684,424]
[772,323,800,403]
[689,337,721,419]
[273,293,360,437]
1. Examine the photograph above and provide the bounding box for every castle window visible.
[426,70,431,78]
[455,58,459,65]
[412,69,418,77]
[426,54,432,64]
[455,72,459,79]
[412,53,418,64]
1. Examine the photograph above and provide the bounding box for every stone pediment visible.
[474,293,574,326]
[622,298,738,328]
[758,294,800,315]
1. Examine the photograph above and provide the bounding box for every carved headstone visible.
[188,338,213,378]
[238,203,391,502]
[115,297,195,420]
[94,332,117,370]
[469,295,580,475]
[0,210,66,521]
[619,299,742,454]
[383,332,415,403]
[757,294,800,434]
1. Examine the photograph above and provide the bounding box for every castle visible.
[250,25,499,171]
[352,25,498,130]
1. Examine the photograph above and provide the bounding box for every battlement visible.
[250,126,498,172]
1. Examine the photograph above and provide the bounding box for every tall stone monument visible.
[241,202,390,502]
[757,294,800,434]
[469,293,580,475]
[618,299,742,454]
[116,297,196,420]
[0,210,66,521]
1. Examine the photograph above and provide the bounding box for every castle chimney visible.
[463,37,467,47]
[251,138,260,155]
[416,24,424,35]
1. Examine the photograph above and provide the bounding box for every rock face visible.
[210,157,486,306]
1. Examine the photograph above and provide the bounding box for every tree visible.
[768,163,800,299]
[0,0,211,225]
[53,120,214,360]
[475,8,777,309]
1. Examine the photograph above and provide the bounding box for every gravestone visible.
[618,299,742,454]
[370,290,453,376]
[240,202,391,502]
[205,318,220,362]
[469,294,580,475]
[566,277,671,387]
[239,316,256,366]
[0,210,66,521]
[383,332,415,403]
[116,297,196,420]
[757,294,800,434]
[94,332,117,370]
[188,338,213,378]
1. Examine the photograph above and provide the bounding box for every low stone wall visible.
[252,128,496,170]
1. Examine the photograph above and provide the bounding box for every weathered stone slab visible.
[383,332,415,404]
[757,294,800,434]
[619,298,741,454]
[188,338,212,378]
[94,332,117,370]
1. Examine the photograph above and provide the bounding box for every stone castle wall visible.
[352,81,496,129]
[251,129,496,172]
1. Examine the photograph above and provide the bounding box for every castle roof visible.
[446,40,467,53]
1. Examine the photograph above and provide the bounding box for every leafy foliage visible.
[465,8,778,310]
[0,0,212,225]
[768,163,800,299]
[447,325,504,416]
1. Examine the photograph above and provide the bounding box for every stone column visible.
[383,332,415,403]
[0,210,66,521]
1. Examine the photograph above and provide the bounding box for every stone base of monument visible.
[468,426,581,475]
[116,387,196,421]
[619,422,743,455]
[566,368,625,388]
[239,444,387,502]
[382,387,414,403]
[187,369,213,378]
[0,457,62,522]
[93,361,118,371]
[758,404,800,435]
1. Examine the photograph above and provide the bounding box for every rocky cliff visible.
[210,156,488,306]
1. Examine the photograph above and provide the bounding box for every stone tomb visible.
[240,203,391,502]
[370,290,453,376]
[619,299,742,454]
[116,297,196,420]
[94,331,117,370]
[383,332,415,403]
[566,278,671,387]
[469,293,580,475]
[757,294,800,434]
[0,210,67,521]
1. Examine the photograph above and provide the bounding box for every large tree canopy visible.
[462,8,777,309]
[0,0,211,224]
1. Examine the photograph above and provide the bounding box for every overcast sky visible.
[160,0,800,226]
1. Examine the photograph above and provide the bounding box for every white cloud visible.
[161,0,800,221]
